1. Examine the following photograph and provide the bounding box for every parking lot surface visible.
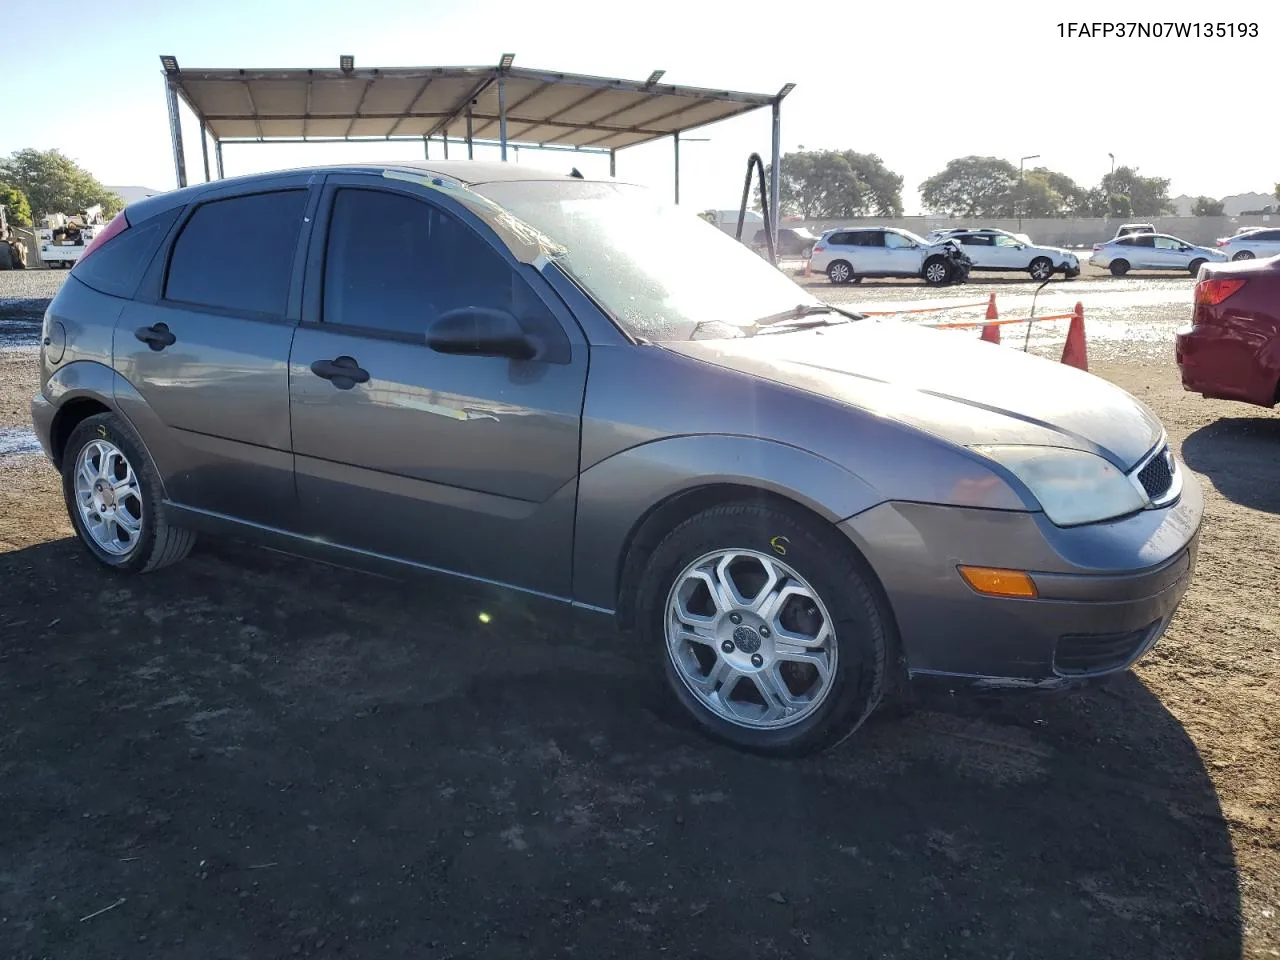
[1,269,1277,959]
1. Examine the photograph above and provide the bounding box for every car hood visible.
[665,320,1163,469]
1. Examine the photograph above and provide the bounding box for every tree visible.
[0,182,32,227]
[1095,165,1172,217]
[919,156,1019,217]
[1191,196,1225,217]
[1028,167,1088,215]
[697,209,718,224]
[760,150,904,219]
[0,149,123,220]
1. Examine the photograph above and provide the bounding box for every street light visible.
[1018,154,1040,230]
[1108,152,1115,176]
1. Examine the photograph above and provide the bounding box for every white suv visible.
[947,229,1080,280]
[810,227,967,286]
[1215,227,1280,261]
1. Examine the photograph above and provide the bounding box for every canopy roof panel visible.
[166,60,791,150]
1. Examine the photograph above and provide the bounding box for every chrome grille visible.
[1137,445,1174,501]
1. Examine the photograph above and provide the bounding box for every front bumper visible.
[838,469,1203,684]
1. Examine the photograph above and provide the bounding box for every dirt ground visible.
[1,270,1277,959]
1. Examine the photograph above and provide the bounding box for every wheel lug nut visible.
[751,654,764,668]
[729,613,742,624]
[759,626,770,637]
[721,640,734,653]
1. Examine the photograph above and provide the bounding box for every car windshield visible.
[472,179,821,342]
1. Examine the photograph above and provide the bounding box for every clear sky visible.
[2,0,1275,213]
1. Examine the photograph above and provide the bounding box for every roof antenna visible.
[569,167,584,179]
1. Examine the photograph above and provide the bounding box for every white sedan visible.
[946,229,1080,280]
[1089,233,1226,276]
[1214,227,1280,261]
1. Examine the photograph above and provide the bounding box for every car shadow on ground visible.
[0,537,1242,960]
[1182,415,1280,514]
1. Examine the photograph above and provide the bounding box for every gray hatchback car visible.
[31,161,1202,755]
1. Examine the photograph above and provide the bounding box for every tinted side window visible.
[827,232,851,246]
[72,206,181,299]
[853,232,885,247]
[959,234,993,246]
[322,188,569,359]
[165,190,307,317]
[1113,237,1133,246]
[1254,230,1280,242]
[1132,235,1156,247]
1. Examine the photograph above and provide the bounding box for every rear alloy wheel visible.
[1188,258,1207,277]
[1028,257,1054,281]
[923,257,950,286]
[1232,250,1255,261]
[827,260,854,284]
[635,501,889,755]
[62,412,196,572]
[1110,259,1130,277]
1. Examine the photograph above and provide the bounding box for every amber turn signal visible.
[957,566,1038,599]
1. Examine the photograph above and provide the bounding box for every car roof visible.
[123,160,621,218]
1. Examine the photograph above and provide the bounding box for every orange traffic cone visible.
[1061,302,1088,371]
[980,293,1000,343]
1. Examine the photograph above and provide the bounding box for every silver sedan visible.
[1089,233,1227,276]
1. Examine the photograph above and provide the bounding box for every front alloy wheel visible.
[666,550,838,730]
[924,259,950,285]
[1029,257,1054,281]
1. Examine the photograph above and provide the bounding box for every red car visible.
[1176,255,1280,408]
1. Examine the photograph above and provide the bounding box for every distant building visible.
[1221,192,1275,217]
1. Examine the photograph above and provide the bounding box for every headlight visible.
[974,445,1147,526]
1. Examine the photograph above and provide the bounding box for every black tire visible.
[826,260,854,284]
[633,500,891,756]
[1064,267,1080,280]
[1188,258,1207,277]
[61,412,195,573]
[1232,250,1255,261]
[1109,259,1130,277]
[922,256,951,286]
[1028,256,1054,281]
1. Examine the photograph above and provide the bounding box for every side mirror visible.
[426,307,538,361]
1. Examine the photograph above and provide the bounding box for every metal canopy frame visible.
[159,55,793,237]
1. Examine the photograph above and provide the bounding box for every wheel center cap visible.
[731,624,761,654]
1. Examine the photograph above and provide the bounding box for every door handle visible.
[134,322,176,350]
[310,356,370,390]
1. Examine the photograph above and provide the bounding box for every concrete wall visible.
[796,215,1278,248]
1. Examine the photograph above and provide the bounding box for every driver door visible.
[287,175,589,597]
[1151,235,1188,268]
[882,231,921,275]
[991,234,1027,269]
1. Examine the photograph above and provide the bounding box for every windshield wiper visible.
[754,303,865,332]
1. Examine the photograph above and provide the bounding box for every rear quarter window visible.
[71,207,181,299]
[164,189,308,317]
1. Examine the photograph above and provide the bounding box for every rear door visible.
[954,232,995,268]
[1127,234,1158,268]
[113,175,317,525]
[287,175,589,597]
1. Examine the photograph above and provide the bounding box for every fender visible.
[39,361,171,482]
[572,433,884,611]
